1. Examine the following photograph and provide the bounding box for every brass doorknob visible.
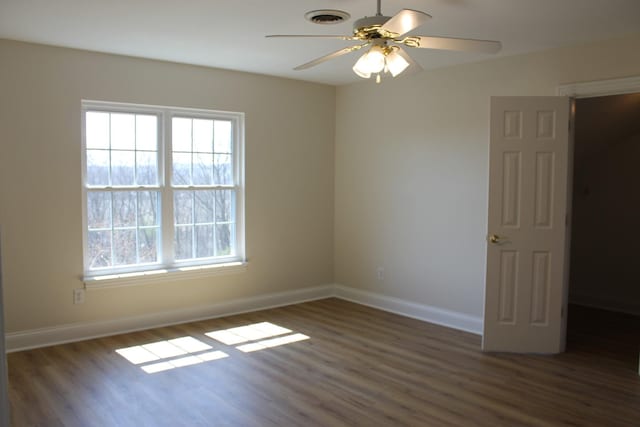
[488,234,506,244]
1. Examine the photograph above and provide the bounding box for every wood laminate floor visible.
[7,299,640,426]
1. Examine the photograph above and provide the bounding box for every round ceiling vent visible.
[304,9,351,25]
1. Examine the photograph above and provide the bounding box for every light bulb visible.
[386,50,410,77]
[365,46,386,73]
[352,53,372,78]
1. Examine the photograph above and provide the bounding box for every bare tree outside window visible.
[171,118,235,261]
[82,102,243,277]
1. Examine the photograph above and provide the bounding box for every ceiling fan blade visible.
[266,35,359,41]
[395,47,423,75]
[410,36,502,53]
[380,9,432,38]
[294,44,368,70]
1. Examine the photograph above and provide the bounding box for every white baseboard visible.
[6,284,334,352]
[570,293,640,317]
[6,284,482,352]
[333,285,483,335]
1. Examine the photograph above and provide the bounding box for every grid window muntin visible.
[82,101,245,277]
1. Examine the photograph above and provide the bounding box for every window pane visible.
[175,226,193,260]
[88,230,111,268]
[194,190,214,224]
[113,229,137,265]
[138,228,158,263]
[111,150,135,186]
[174,191,193,225]
[215,224,232,256]
[86,150,110,186]
[138,191,159,227]
[86,112,110,149]
[136,151,158,185]
[215,190,232,222]
[136,115,157,151]
[195,224,214,258]
[87,192,112,229]
[193,119,213,153]
[193,153,213,185]
[113,191,137,227]
[214,120,232,154]
[172,152,191,186]
[172,117,192,152]
[214,154,232,185]
[84,103,243,274]
[111,113,135,150]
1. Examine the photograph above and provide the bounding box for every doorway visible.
[569,92,640,313]
[566,91,640,370]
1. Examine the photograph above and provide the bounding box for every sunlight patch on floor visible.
[141,350,229,374]
[236,333,310,353]
[116,322,310,374]
[205,322,292,345]
[116,336,229,374]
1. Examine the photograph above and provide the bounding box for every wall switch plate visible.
[73,288,85,305]
[376,267,384,281]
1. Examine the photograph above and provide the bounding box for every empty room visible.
[1,1,640,426]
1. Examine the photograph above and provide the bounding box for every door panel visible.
[483,96,571,354]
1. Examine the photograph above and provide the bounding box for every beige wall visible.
[3,32,640,336]
[570,94,640,313]
[335,33,640,318]
[0,40,335,333]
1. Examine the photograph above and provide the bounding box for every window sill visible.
[83,262,247,289]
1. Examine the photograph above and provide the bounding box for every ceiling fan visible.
[267,0,502,82]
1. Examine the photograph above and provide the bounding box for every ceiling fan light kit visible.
[268,0,502,83]
[352,44,409,82]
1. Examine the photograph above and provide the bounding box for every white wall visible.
[3,32,640,341]
[335,33,640,319]
[0,231,9,426]
[0,40,336,334]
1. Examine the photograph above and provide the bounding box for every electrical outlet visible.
[73,288,85,305]
[376,267,384,281]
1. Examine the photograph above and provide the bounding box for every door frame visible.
[557,75,640,98]
[555,75,640,350]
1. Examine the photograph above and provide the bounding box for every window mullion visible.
[162,110,174,267]
[110,192,115,268]
[135,191,140,264]
[82,102,244,277]
[191,190,196,259]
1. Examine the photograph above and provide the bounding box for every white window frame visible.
[81,100,245,286]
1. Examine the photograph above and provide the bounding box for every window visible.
[82,101,244,280]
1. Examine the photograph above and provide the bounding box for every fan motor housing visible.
[353,16,391,37]
[353,16,391,30]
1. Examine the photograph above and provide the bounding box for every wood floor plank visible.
[7,299,640,426]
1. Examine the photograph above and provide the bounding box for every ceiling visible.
[1,0,640,86]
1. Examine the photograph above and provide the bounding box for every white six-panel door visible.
[483,97,571,354]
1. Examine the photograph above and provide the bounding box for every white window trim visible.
[81,100,246,285]
[83,261,248,289]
